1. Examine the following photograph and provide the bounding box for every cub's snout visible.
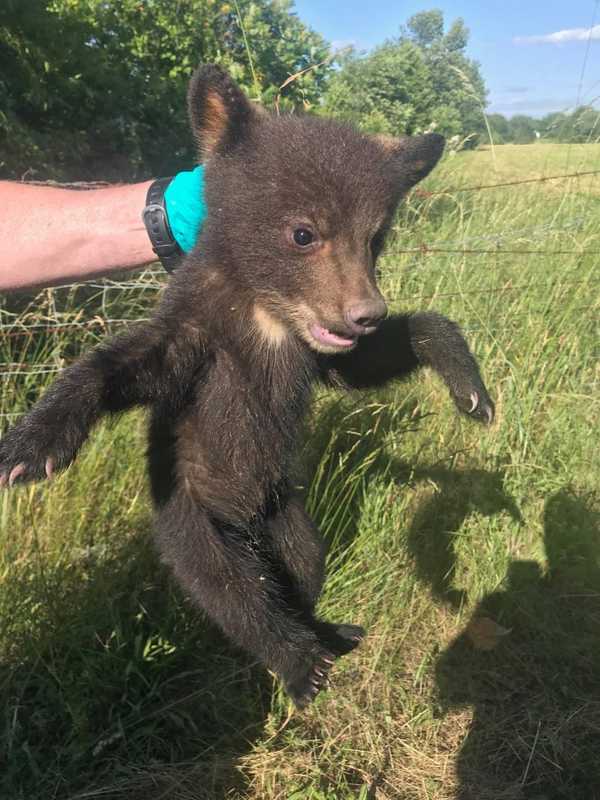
[344,296,388,335]
[304,292,388,354]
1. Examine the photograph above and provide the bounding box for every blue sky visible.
[294,0,600,117]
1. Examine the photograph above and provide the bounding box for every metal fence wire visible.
[1,169,599,385]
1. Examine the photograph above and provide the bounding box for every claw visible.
[469,392,478,413]
[0,472,6,489]
[486,405,494,425]
[45,458,55,481]
[298,687,318,708]
[8,463,26,487]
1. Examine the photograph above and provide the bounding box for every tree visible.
[509,115,537,144]
[322,41,434,135]
[444,18,469,53]
[564,106,600,143]
[487,113,511,144]
[324,9,488,145]
[539,107,600,143]
[404,10,487,145]
[0,0,331,179]
[539,111,569,140]
[404,8,444,47]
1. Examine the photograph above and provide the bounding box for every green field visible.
[439,141,600,191]
[1,143,599,800]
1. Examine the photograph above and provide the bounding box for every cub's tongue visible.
[310,324,355,348]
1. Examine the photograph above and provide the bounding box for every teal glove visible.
[164,165,207,253]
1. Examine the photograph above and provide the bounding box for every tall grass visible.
[1,143,599,799]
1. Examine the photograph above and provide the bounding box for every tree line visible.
[487,107,600,145]
[1,2,597,181]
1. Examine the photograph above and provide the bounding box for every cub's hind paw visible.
[284,624,365,709]
[316,621,365,656]
[284,649,336,710]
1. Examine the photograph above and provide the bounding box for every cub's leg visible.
[0,321,203,487]
[267,497,365,655]
[155,492,353,708]
[266,496,326,610]
[322,312,494,424]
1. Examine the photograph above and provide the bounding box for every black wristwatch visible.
[142,177,184,273]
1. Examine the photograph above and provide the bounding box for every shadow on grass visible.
[0,393,530,800]
[405,466,521,608]
[436,489,600,799]
[305,395,600,798]
[304,392,519,589]
[0,526,272,800]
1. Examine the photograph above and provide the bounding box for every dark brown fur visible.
[0,66,494,707]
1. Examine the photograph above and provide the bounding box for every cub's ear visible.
[188,65,254,159]
[377,132,445,190]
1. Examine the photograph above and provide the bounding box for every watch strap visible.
[142,177,184,273]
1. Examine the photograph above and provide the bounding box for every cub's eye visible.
[293,228,314,247]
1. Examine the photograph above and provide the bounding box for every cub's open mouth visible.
[309,323,356,349]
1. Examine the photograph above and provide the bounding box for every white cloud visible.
[514,24,600,45]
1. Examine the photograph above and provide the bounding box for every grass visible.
[1,142,599,799]
[438,141,600,192]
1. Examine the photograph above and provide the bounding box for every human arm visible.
[0,180,155,290]
[0,167,206,290]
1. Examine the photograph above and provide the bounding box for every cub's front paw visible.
[0,420,75,488]
[451,377,495,426]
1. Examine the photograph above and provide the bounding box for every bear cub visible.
[0,65,494,708]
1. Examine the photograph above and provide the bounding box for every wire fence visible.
[391,247,600,256]
[414,167,600,196]
[1,168,599,390]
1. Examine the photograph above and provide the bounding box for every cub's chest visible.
[175,346,315,519]
[183,347,314,464]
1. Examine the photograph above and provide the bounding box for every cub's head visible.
[188,65,444,354]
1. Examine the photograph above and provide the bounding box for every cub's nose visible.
[344,298,388,335]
